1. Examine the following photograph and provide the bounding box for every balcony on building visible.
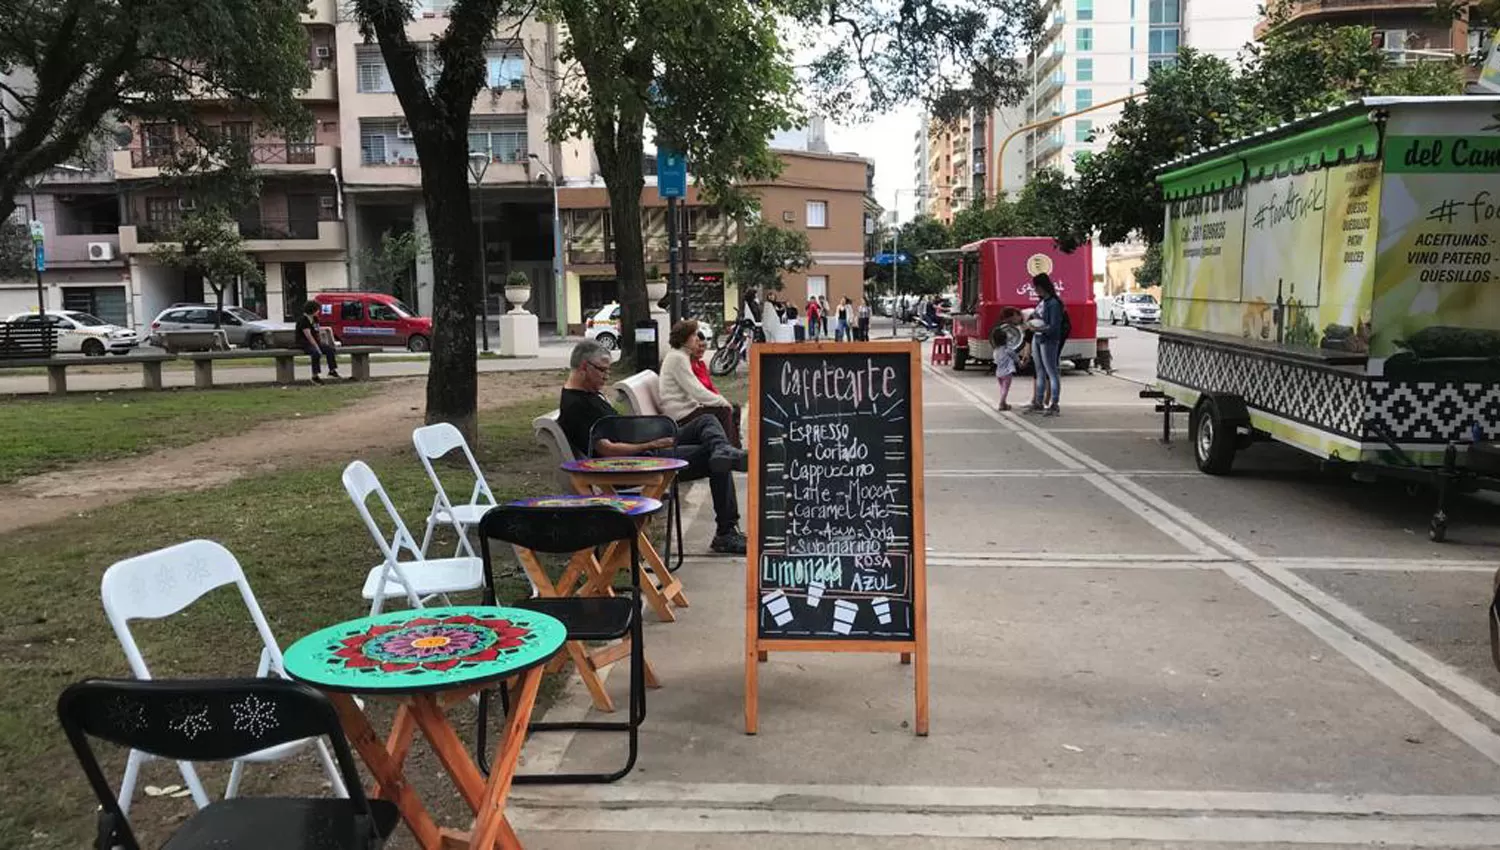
[120,191,345,255]
[1035,70,1066,105]
[114,140,339,180]
[1038,9,1065,47]
[303,0,336,24]
[299,66,338,102]
[354,116,530,185]
[1253,0,1441,37]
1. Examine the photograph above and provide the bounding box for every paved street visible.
[506,340,1500,849]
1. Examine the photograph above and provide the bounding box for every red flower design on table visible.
[333,614,532,673]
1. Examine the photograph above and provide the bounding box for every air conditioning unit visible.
[87,242,115,261]
[177,198,197,211]
[315,46,332,59]
[319,195,336,209]
[396,122,413,139]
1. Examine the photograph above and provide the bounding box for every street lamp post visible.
[467,151,492,352]
[527,152,565,337]
[25,163,87,318]
[889,187,923,337]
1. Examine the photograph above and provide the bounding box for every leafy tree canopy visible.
[727,222,813,294]
[152,205,266,326]
[350,0,1045,430]
[0,0,312,219]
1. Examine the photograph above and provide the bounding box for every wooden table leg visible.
[372,703,418,799]
[637,531,689,608]
[408,672,542,850]
[328,693,443,849]
[470,668,543,850]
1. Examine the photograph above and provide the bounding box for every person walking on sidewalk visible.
[296,300,340,384]
[835,297,852,342]
[1024,274,1065,416]
[805,296,822,341]
[993,307,1025,411]
[856,298,871,341]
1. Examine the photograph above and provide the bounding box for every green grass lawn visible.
[0,354,433,376]
[0,384,373,484]
[0,397,570,849]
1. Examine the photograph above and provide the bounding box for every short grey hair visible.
[570,339,609,370]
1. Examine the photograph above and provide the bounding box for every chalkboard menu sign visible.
[745,340,928,736]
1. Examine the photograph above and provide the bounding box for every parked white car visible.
[4,310,140,356]
[584,302,714,351]
[1108,293,1161,325]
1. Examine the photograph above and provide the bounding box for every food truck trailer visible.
[1149,96,1500,541]
[949,237,1098,372]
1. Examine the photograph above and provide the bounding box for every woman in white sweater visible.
[659,319,741,447]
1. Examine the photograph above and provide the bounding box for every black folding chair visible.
[476,504,646,783]
[57,677,397,850]
[588,414,685,572]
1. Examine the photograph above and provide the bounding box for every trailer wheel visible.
[953,347,967,371]
[1191,397,1238,475]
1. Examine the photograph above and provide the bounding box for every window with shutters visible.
[468,117,528,163]
[485,48,525,88]
[355,46,393,92]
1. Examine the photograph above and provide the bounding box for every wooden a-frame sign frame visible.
[744,340,929,736]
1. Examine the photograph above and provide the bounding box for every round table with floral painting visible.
[284,606,565,850]
[559,457,689,621]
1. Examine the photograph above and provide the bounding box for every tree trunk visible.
[599,125,647,373]
[212,283,225,328]
[418,135,480,441]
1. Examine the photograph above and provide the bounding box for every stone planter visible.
[504,285,531,314]
[646,279,668,310]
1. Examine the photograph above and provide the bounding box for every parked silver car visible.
[149,305,294,349]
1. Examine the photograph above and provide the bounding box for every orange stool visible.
[930,335,952,366]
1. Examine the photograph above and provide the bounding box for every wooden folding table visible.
[284,605,565,849]
[559,456,690,622]
[502,494,664,711]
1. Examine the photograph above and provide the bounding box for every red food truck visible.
[949,237,1098,371]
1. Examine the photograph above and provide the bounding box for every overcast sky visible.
[823,107,923,221]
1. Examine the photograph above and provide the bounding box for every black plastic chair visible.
[588,414,684,572]
[476,504,645,783]
[57,677,398,850]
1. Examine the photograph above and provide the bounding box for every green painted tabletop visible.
[283,606,566,695]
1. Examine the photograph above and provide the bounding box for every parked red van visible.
[949,237,1097,371]
[311,292,432,351]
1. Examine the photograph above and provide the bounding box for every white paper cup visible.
[762,590,794,626]
[806,581,825,608]
[871,596,892,625]
[832,599,858,635]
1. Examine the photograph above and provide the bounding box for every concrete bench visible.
[534,409,579,492]
[181,346,383,388]
[0,352,178,394]
[613,369,662,416]
[159,329,230,353]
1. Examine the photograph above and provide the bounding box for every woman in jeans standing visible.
[1025,274,1064,417]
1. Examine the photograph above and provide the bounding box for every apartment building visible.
[112,0,344,325]
[915,112,975,224]
[0,154,129,321]
[557,148,871,333]
[337,7,562,325]
[1254,1,1481,67]
[1018,0,1259,181]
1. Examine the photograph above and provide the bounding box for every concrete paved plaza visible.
[507,326,1500,848]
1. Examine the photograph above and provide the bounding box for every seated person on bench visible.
[559,340,749,555]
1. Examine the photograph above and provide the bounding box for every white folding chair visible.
[342,460,486,615]
[100,539,349,814]
[412,423,498,558]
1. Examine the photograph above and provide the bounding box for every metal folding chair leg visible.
[475,594,645,784]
